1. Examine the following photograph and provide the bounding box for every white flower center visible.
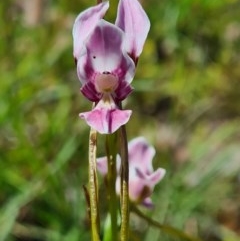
[95,72,118,93]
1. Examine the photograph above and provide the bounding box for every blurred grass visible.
[0,0,240,241]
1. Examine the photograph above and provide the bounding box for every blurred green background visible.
[0,0,240,240]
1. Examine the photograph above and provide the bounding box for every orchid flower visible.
[97,137,166,207]
[73,0,150,134]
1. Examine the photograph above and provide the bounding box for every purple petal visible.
[128,137,156,173]
[73,1,109,60]
[79,103,132,134]
[115,0,150,63]
[77,20,135,84]
[80,81,101,102]
[77,54,96,85]
[114,80,134,101]
[128,179,146,202]
[86,20,124,72]
[147,168,166,185]
[135,167,166,186]
[129,178,153,202]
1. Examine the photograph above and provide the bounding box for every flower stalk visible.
[105,133,118,241]
[119,124,129,241]
[88,127,100,241]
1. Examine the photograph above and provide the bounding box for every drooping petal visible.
[128,137,156,173]
[109,108,132,133]
[77,20,135,84]
[115,0,150,63]
[79,100,132,134]
[73,1,109,60]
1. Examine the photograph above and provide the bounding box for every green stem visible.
[119,125,129,241]
[89,128,100,241]
[106,133,118,241]
[132,206,203,241]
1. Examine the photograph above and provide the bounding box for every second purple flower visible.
[97,137,166,207]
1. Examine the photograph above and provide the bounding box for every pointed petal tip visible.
[72,1,110,60]
[115,0,150,61]
[149,168,166,184]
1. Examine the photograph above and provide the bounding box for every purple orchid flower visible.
[97,137,166,207]
[72,0,150,134]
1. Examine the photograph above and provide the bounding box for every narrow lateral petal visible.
[79,107,132,134]
[147,168,166,186]
[115,0,150,62]
[72,1,109,60]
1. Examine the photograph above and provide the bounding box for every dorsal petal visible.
[77,20,135,87]
[85,20,135,76]
[72,1,109,60]
[115,0,150,63]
